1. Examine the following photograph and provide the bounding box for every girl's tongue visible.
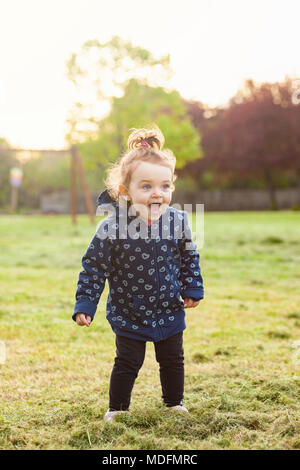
[149,203,161,214]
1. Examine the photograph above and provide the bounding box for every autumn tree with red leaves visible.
[183,78,300,209]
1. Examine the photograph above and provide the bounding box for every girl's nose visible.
[152,188,163,198]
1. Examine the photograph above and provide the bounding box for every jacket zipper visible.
[152,238,163,340]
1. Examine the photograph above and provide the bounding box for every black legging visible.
[109,331,184,411]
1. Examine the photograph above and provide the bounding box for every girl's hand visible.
[184,298,200,308]
[75,313,92,327]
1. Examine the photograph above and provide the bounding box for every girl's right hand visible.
[75,313,92,327]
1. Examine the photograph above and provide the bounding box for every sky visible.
[0,0,299,149]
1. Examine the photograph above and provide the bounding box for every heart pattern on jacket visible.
[74,205,204,342]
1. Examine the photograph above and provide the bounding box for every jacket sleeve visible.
[178,211,204,301]
[72,223,114,322]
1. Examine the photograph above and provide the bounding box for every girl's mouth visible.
[148,203,161,214]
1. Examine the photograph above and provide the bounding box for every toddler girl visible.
[72,126,204,422]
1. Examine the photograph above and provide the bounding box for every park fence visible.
[40,187,300,214]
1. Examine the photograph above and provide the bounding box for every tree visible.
[0,138,19,208]
[191,78,300,207]
[77,78,203,172]
[65,36,173,143]
[179,100,224,188]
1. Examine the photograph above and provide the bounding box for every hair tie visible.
[141,140,150,147]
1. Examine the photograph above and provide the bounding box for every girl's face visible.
[123,161,173,222]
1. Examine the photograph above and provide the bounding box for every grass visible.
[0,211,300,450]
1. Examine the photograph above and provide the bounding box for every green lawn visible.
[0,212,299,450]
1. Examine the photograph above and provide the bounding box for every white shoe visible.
[103,409,127,423]
[168,405,189,412]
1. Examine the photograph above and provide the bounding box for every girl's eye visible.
[142,183,170,190]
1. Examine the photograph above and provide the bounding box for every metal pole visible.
[75,145,95,224]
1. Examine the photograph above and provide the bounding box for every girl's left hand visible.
[184,298,201,308]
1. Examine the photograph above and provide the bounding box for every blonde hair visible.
[104,125,177,203]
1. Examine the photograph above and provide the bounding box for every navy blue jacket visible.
[72,189,204,342]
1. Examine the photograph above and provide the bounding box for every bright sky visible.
[0,0,299,149]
